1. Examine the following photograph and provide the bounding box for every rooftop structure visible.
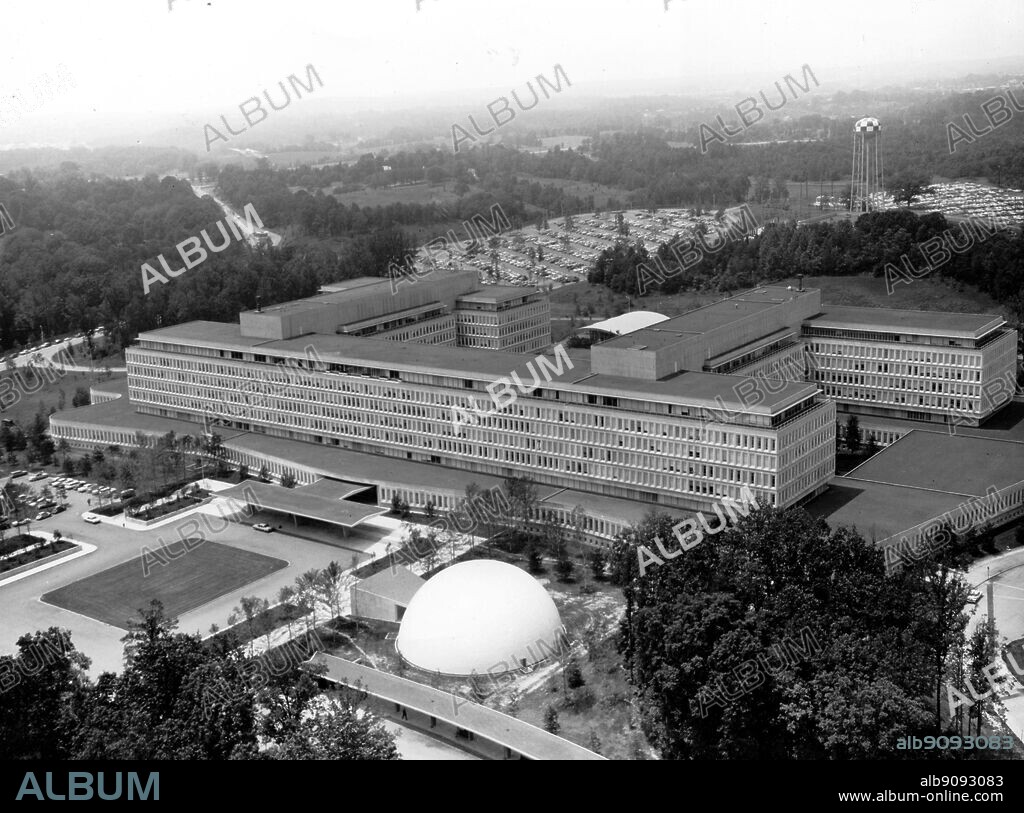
[581,311,669,338]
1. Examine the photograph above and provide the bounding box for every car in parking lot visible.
[11,470,28,478]
[82,513,101,524]
[253,523,274,533]
[34,511,52,521]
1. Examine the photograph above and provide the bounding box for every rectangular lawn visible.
[42,541,287,629]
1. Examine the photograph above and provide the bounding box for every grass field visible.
[41,540,287,629]
[517,174,635,211]
[312,182,462,208]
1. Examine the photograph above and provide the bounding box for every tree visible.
[863,433,880,458]
[527,545,544,574]
[543,704,560,734]
[235,595,265,656]
[887,172,932,207]
[71,387,91,408]
[319,561,347,622]
[280,472,297,489]
[56,438,70,467]
[587,549,606,581]
[505,475,538,536]
[565,660,585,690]
[613,505,960,759]
[258,464,270,482]
[278,586,297,639]
[1016,523,1024,547]
[555,553,575,582]
[0,628,90,759]
[267,695,398,760]
[844,415,861,453]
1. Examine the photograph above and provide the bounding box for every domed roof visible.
[396,560,565,676]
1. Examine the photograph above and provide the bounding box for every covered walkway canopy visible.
[217,480,386,529]
[309,654,604,760]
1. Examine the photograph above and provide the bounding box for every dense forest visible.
[0,167,416,352]
[608,504,1009,759]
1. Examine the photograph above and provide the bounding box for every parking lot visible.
[409,206,755,289]
[0,475,403,676]
[914,181,1023,228]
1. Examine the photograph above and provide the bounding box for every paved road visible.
[968,547,1024,741]
[380,720,479,761]
[0,484,393,676]
[6,329,123,374]
[189,182,283,247]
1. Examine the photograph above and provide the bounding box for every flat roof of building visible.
[139,321,268,350]
[805,476,969,545]
[50,386,247,442]
[600,287,816,350]
[805,306,1004,339]
[310,654,604,760]
[842,430,1024,496]
[317,277,393,294]
[216,481,387,528]
[353,566,424,606]
[704,327,798,368]
[456,286,540,304]
[139,323,815,412]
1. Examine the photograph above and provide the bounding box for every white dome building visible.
[395,560,566,676]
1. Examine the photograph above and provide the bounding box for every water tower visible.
[850,117,883,213]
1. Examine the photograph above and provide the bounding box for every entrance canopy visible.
[217,480,386,529]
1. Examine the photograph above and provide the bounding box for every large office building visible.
[242,272,551,353]
[50,273,1018,544]
[56,282,833,517]
[802,306,1018,433]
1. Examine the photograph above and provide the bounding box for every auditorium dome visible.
[395,560,565,676]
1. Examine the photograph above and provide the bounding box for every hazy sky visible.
[1,0,1022,125]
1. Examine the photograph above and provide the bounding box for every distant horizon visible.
[1,0,1022,150]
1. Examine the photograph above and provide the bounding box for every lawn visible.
[0,538,77,573]
[41,540,287,629]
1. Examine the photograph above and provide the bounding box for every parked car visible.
[52,504,67,514]
[30,471,47,481]
[11,470,27,478]
[966,590,983,606]
[82,513,101,524]
[35,511,51,521]
[253,523,274,533]
[120,489,136,499]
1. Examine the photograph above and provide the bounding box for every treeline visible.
[0,167,416,352]
[0,604,398,760]
[587,209,1024,321]
[209,157,589,235]
[608,504,1007,759]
